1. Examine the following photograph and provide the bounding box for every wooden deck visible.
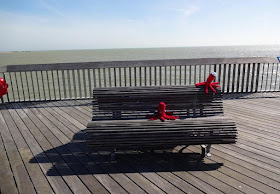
[1,93,280,194]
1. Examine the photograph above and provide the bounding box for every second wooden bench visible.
[86,85,237,158]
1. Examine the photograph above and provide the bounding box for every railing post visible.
[265,64,270,92]
[218,64,221,83]
[255,63,260,92]
[236,64,241,93]
[227,64,231,93]
[274,64,279,92]
[250,63,256,93]
[246,63,251,93]
[189,65,192,85]
[231,64,236,93]
[222,64,226,93]
[269,64,275,91]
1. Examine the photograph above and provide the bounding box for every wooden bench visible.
[86,85,237,158]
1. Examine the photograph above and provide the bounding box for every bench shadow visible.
[30,130,223,176]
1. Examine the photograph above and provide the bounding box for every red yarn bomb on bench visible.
[0,78,8,98]
[147,102,179,122]
[195,72,221,93]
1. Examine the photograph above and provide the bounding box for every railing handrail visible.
[0,57,278,72]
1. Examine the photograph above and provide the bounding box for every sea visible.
[0,45,280,66]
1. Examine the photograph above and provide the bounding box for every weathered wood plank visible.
[28,101,147,194]
[5,104,73,194]
[16,103,84,194]
[214,144,280,175]
[166,150,242,193]
[21,102,114,194]
[4,104,55,194]
[0,109,36,194]
[123,153,185,194]
[0,110,35,193]
[127,153,204,193]
[8,103,94,194]
[187,146,280,193]
[203,144,280,183]
[0,131,18,194]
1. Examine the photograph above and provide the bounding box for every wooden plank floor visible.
[1,94,280,194]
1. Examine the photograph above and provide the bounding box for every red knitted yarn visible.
[195,72,220,93]
[147,102,179,122]
[0,78,8,98]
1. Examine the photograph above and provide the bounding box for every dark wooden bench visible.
[86,85,237,158]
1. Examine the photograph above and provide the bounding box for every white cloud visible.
[181,6,200,17]
[167,5,200,17]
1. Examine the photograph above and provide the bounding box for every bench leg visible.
[201,144,211,157]
[206,144,211,157]
[110,150,116,160]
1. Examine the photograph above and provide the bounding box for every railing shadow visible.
[1,99,92,110]
[30,130,223,176]
[223,92,280,100]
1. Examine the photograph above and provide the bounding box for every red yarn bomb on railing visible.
[147,102,179,122]
[0,78,8,98]
[195,72,221,93]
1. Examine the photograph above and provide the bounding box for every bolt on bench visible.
[86,85,237,159]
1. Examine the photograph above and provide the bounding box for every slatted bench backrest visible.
[92,85,223,120]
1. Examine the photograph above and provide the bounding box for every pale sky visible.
[1,0,280,51]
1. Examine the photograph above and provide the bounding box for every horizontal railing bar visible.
[0,57,278,72]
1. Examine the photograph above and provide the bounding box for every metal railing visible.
[0,57,279,103]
